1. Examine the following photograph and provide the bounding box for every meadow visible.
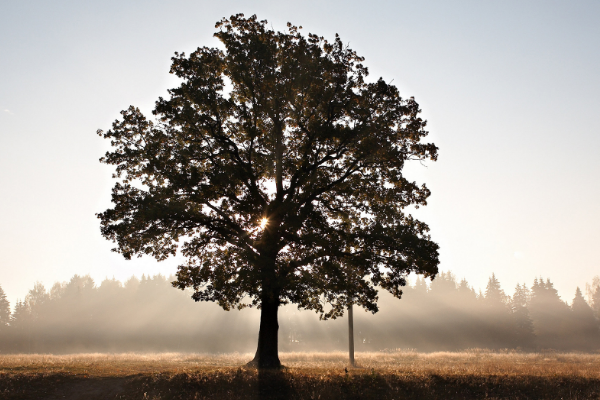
[1,350,599,399]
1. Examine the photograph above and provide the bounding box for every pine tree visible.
[510,283,535,348]
[573,287,594,315]
[586,276,600,317]
[570,287,599,350]
[25,283,49,321]
[482,274,515,348]
[429,272,458,298]
[593,290,600,318]
[413,276,428,295]
[529,277,570,349]
[458,278,476,296]
[0,286,10,330]
[485,273,508,308]
[10,300,32,352]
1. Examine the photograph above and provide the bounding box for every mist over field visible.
[0,272,598,354]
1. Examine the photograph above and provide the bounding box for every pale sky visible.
[1,0,599,308]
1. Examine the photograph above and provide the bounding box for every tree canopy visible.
[98,14,439,367]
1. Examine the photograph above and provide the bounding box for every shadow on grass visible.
[258,368,291,400]
[2,369,600,399]
[0,374,129,400]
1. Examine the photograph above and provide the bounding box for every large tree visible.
[98,14,439,368]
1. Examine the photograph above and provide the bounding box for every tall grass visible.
[2,351,599,399]
[1,350,599,377]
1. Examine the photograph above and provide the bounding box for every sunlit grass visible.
[1,350,599,377]
[1,351,600,399]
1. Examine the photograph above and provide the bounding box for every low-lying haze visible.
[1,273,597,353]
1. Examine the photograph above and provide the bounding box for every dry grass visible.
[2,350,600,377]
[1,351,599,399]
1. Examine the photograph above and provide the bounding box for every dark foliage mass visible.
[0,273,598,353]
[98,13,438,317]
[97,13,439,367]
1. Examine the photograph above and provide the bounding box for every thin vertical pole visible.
[348,302,355,367]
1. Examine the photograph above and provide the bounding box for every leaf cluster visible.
[98,14,439,318]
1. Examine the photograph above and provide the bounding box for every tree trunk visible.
[249,296,281,369]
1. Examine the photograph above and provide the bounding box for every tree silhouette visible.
[26,283,49,320]
[10,299,31,352]
[457,278,477,301]
[482,274,514,347]
[23,283,50,352]
[0,286,9,352]
[570,287,598,349]
[0,286,9,329]
[97,14,439,368]
[529,278,571,349]
[510,283,535,348]
[484,273,508,306]
[1,273,599,353]
[586,276,600,317]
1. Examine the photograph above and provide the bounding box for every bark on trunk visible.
[249,296,281,369]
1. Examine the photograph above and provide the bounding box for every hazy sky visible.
[1,0,598,307]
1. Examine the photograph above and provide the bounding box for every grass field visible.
[1,350,599,399]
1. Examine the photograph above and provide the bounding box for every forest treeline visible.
[0,272,598,353]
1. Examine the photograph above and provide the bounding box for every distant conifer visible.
[0,286,10,329]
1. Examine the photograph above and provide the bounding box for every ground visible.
[0,351,599,399]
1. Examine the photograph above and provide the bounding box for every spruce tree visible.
[529,278,570,349]
[510,283,535,348]
[485,273,508,308]
[570,287,599,350]
[483,274,514,348]
[0,286,10,330]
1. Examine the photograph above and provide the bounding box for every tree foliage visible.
[97,14,439,320]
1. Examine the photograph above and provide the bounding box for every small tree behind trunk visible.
[348,303,355,367]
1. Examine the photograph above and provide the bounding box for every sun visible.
[259,217,268,230]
